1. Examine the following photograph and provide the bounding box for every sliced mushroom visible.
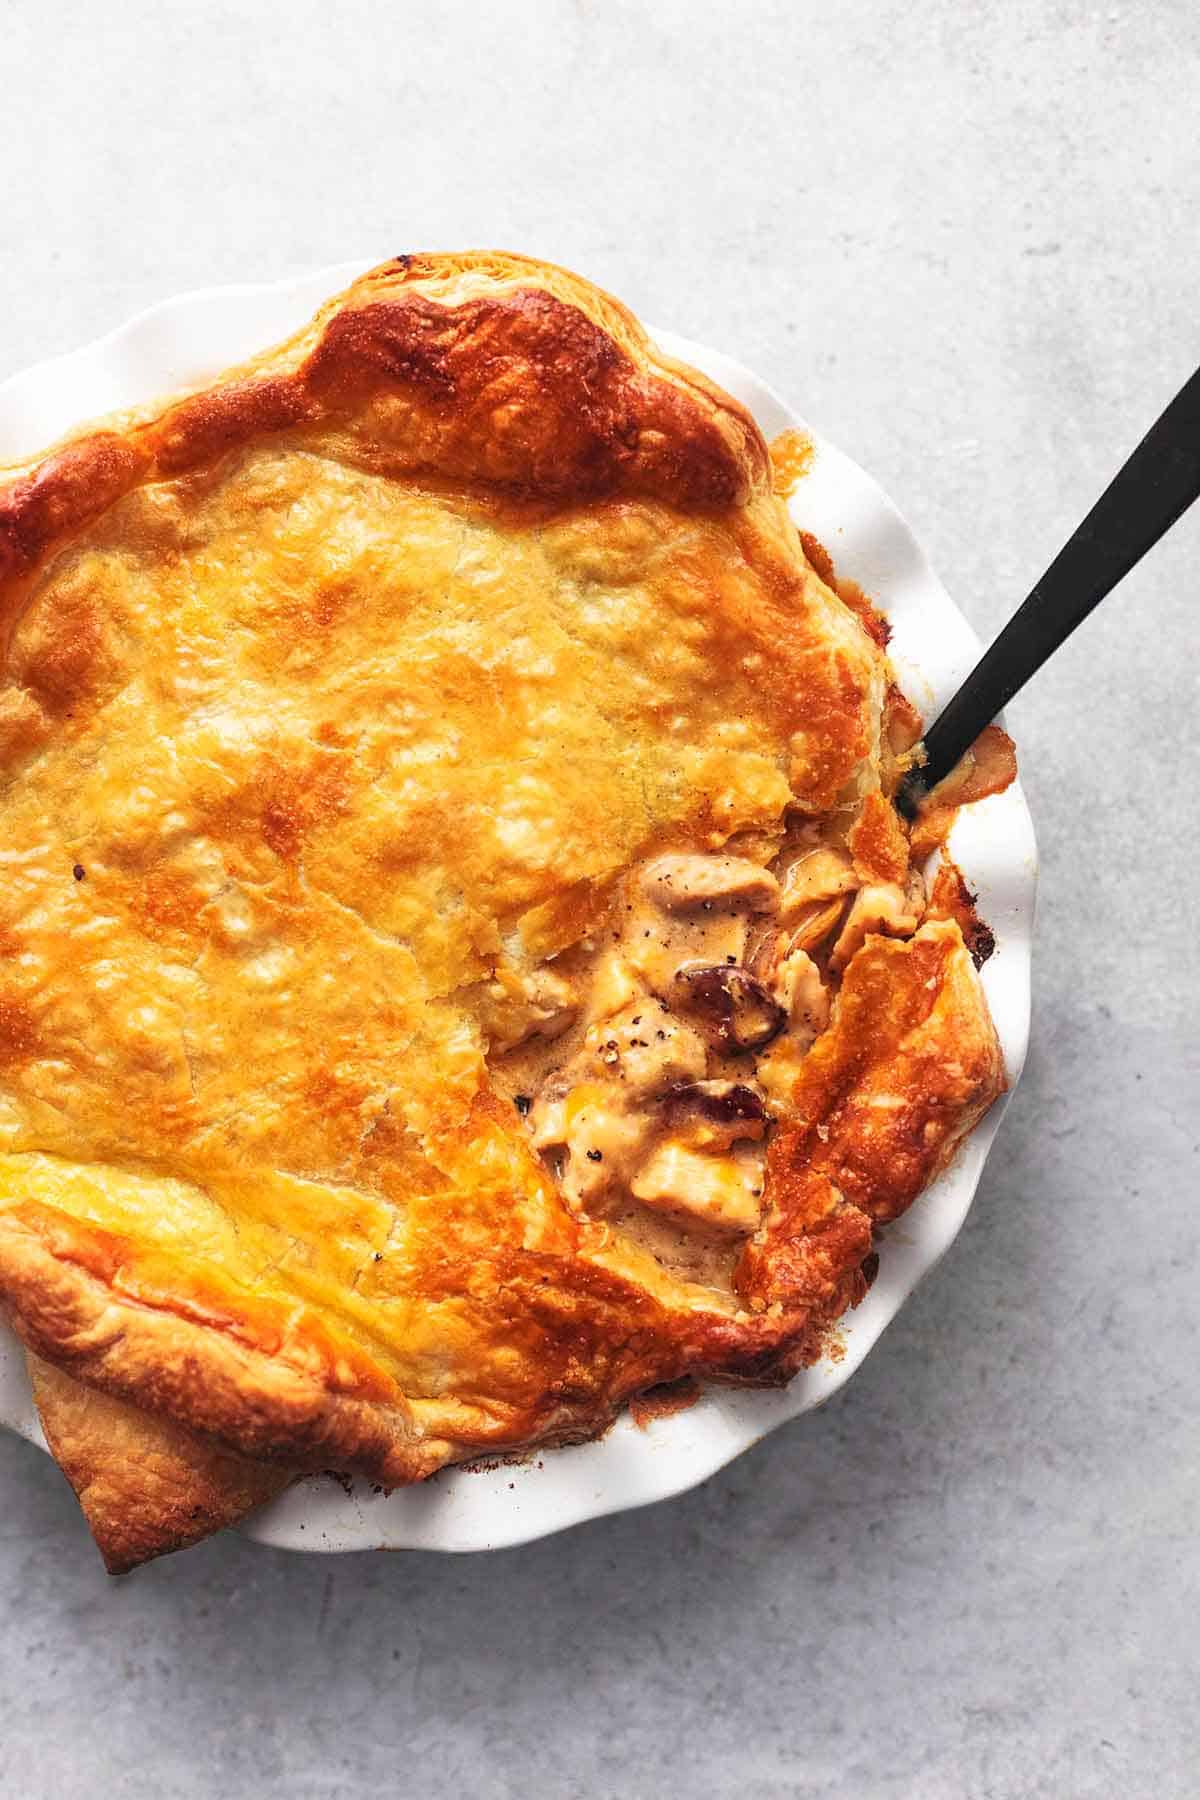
[640,854,781,915]
[785,896,851,953]
[632,1142,765,1234]
[778,848,856,920]
[672,963,786,1052]
[666,1079,767,1150]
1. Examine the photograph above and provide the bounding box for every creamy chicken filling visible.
[484,825,925,1285]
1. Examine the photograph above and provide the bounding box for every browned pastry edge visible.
[0,1206,453,1482]
[0,249,768,611]
[0,1182,860,1486]
[27,1353,291,1574]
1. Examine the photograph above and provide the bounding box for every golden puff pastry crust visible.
[0,252,1007,1567]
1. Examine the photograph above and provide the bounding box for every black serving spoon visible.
[896,365,1200,818]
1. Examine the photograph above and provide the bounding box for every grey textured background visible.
[2,2,1198,1795]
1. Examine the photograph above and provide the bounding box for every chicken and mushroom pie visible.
[0,252,1013,1570]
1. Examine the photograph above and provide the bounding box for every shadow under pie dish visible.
[0,252,1022,1570]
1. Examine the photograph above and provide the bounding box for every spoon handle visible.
[909,363,1200,803]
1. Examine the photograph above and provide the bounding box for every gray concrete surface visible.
[1,2,1198,1795]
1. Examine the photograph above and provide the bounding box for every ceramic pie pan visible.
[0,261,1037,1554]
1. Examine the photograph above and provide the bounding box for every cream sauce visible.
[485,822,918,1293]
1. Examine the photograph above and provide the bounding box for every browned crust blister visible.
[0,251,1008,1568]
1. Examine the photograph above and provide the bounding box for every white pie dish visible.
[0,260,1036,1555]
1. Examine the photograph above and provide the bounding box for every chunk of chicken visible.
[478,963,578,1053]
[640,854,781,914]
[764,944,830,1048]
[624,906,751,994]
[746,937,831,1110]
[587,949,643,1021]
[528,1090,570,1153]
[632,1142,765,1234]
[829,875,924,973]
[755,1036,808,1112]
[583,1001,707,1096]
[558,1092,655,1213]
